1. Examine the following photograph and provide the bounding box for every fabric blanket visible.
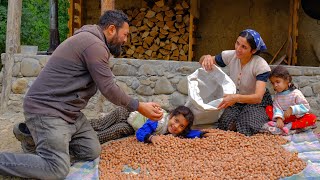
[281,130,320,179]
[63,130,320,180]
[65,157,99,180]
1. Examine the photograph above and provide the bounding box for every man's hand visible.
[284,107,292,119]
[199,55,215,71]
[137,102,163,121]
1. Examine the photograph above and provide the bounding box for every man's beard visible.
[107,37,122,57]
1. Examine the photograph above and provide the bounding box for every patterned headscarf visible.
[243,29,267,51]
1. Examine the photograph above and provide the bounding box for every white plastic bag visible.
[185,66,236,125]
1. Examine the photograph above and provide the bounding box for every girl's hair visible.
[239,31,260,55]
[169,106,194,136]
[270,66,296,90]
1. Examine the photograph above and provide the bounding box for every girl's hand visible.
[284,108,292,119]
[150,135,163,145]
[218,94,237,110]
[203,132,216,137]
[276,118,284,129]
[199,55,215,71]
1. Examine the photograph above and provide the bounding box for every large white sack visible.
[185,66,236,125]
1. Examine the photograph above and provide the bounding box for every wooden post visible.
[68,0,83,37]
[68,0,74,37]
[188,0,199,61]
[101,0,115,15]
[188,14,194,61]
[190,0,200,19]
[0,0,22,113]
[48,0,60,53]
[292,0,299,65]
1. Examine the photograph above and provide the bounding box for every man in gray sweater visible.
[0,10,163,179]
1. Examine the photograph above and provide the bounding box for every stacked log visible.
[120,0,191,61]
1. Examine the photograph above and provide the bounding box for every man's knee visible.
[45,160,70,180]
[77,143,101,161]
[90,143,101,159]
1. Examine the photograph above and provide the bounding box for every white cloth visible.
[185,66,236,125]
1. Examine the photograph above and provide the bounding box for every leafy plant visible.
[0,0,7,70]
[21,0,69,51]
[0,0,69,70]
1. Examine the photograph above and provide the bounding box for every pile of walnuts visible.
[99,129,306,179]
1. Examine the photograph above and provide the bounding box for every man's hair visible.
[98,10,129,30]
[170,106,194,136]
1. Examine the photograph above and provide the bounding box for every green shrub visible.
[0,0,69,70]
[21,0,69,51]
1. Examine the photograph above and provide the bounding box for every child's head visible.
[167,106,194,136]
[269,66,296,93]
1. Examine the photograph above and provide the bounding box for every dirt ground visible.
[0,111,24,153]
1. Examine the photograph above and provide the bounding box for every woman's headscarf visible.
[244,29,267,51]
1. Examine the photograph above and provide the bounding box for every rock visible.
[300,86,313,97]
[20,58,41,77]
[136,85,154,96]
[39,56,49,67]
[12,62,20,77]
[177,77,188,95]
[116,81,134,95]
[138,64,156,76]
[112,64,137,76]
[154,77,174,94]
[11,78,28,94]
[312,82,320,94]
[170,92,187,107]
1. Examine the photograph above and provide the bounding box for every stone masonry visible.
[1,54,320,118]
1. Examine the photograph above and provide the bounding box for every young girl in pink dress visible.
[266,66,317,135]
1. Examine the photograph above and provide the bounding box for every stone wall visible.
[1,54,320,118]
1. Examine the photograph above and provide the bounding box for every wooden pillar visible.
[0,0,22,113]
[188,0,199,61]
[291,0,299,65]
[101,0,115,15]
[68,0,83,37]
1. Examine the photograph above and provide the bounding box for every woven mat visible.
[65,157,99,180]
[281,130,320,179]
[63,130,320,180]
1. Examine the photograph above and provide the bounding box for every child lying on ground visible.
[266,66,317,135]
[91,106,209,144]
[132,106,206,144]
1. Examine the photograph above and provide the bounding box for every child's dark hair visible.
[239,30,260,55]
[270,65,296,90]
[170,106,194,136]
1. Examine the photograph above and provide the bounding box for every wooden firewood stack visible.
[120,0,193,61]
